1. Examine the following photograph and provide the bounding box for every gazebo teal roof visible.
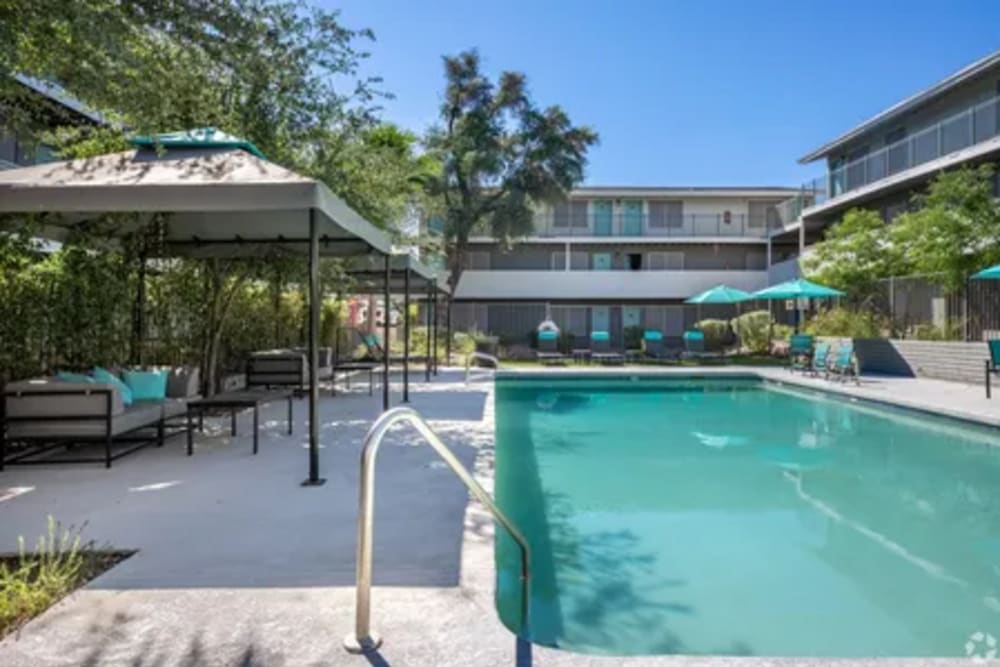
[129,127,266,160]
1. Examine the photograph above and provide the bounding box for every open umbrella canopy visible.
[972,263,1000,279]
[685,284,752,304]
[752,278,844,300]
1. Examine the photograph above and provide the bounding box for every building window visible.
[648,200,684,228]
[569,251,589,270]
[550,250,565,270]
[627,253,642,271]
[466,251,490,270]
[647,251,684,270]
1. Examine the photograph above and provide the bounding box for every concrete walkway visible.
[0,368,995,666]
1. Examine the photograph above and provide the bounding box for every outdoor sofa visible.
[1,366,200,469]
[246,348,333,393]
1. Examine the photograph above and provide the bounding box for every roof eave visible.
[797,48,1000,164]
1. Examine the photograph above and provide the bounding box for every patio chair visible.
[571,333,592,364]
[591,331,624,365]
[985,339,1000,398]
[810,341,831,377]
[643,329,672,362]
[536,330,567,365]
[826,342,859,385]
[682,330,706,359]
[788,334,814,373]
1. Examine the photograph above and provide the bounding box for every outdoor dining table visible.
[186,389,294,456]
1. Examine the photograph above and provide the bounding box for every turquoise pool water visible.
[494,375,1000,657]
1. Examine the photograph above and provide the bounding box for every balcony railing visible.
[475,213,778,239]
[782,94,1000,221]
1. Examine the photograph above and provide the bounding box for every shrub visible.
[730,310,773,354]
[695,319,731,351]
[623,325,643,350]
[909,321,963,341]
[0,518,127,638]
[804,307,887,339]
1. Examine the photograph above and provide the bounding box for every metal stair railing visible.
[344,406,530,653]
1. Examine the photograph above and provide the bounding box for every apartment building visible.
[450,187,800,347]
[769,48,1000,282]
[1,75,103,170]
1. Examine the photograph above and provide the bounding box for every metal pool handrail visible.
[465,351,500,383]
[343,406,531,654]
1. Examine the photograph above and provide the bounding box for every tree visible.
[422,50,598,292]
[802,207,906,301]
[312,123,439,231]
[889,165,1000,294]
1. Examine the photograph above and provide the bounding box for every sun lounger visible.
[591,331,624,365]
[826,341,859,384]
[536,330,567,365]
[788,334,814,373]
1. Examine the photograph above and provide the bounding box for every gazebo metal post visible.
[382,255,391,412]
[425,280,432,382]
[302,208,325,486]
[403,268,410,403]
[132,250,147,366]
[445,298,452,368]
[432,285,439,376]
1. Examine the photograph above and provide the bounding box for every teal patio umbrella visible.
[972,263,1000,280]
[685,284,753,304]
[685,284,752,327]
[752,278,845,300]
[752,278,845,333]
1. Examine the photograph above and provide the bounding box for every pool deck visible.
[0,367,996,667]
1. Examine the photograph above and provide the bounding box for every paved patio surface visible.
[0,367,996,666]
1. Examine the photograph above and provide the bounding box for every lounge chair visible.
[827,342,859,384]
[985,339,1000,398]
[643,330,674,362]
[570,333,592,363]
[536,330,567,365]
[591,331,624,365]
[355,330,428,365]
[682,330,706,359]
[788,334,814,373]
[810,341,831,377]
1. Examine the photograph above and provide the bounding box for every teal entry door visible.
[592,253,612,270]
[623,201,643,236]
[623,306,642,329]
[593,200,613,236]
[591,306,610,334]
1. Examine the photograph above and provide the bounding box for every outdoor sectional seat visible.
[1,366,200,469]
[246,348,333,392]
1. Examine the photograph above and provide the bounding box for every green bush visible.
[730,310,774,355]
[695,319,731,351]
[623,325,643,350]
[909,321,963,341]
[0,518,123,638]
[804,307,887,339]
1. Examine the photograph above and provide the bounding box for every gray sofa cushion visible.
[111,402,164,436]
[5,378,127,439]
[159,398,189,420]
[165,366,201,399]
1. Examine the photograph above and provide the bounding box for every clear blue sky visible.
[329,0,1000,188]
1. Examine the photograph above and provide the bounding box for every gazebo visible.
[340,253,448,409]
[0,128,415,486]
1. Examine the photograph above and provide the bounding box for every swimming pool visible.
[493,374,1000,657]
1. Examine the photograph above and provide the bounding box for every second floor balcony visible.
[474,212,778,240]
[780,94,1000,223]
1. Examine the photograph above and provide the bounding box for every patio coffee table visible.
[186,390,294,456]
